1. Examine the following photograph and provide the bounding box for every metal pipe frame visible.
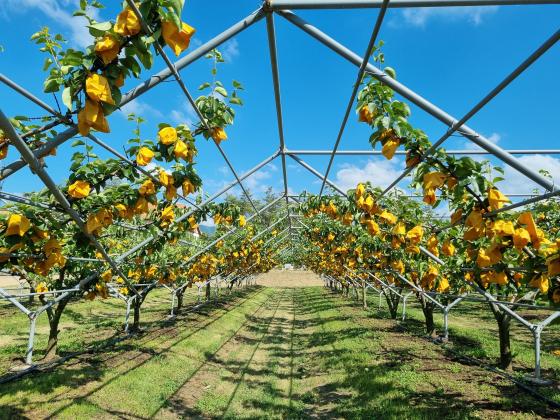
[379,26,560,197]
[277,10,557,192]
[0,109,141,298]
[269,0,560,9]
[288,154,347,195]
[266,11,293,246]
[285,149,560,156]
[1,0,559,371]
[0,8,265,180]
[318,0,390,197]
[125,0,263,221]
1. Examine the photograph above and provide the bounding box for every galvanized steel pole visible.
[277,10,557,192]
[269,0,560,9]
[318,0,390,197]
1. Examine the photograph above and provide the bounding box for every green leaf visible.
[62,86,73,111]
[122,57,141,77]
[43,78,60,93]
[136,48,153,69]
[168,0,184,16]
[232,80,243,89]
[215,86,228,97]
[87,21,112,37]
[229,97,242,105]
[198,82,211,91]
[384,67,396,79]
[72,140,85,147]
[43,57,53,71]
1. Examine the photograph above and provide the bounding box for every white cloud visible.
[245,169,272,193]
[1,0,102,48]
[190,38,202,49]
[119,99,163,119]
[459,132,502,163]
[333,158,406,192]
[222,39,239,62]
[169,99,197,127]
[396,7,498,28]
[463,132,501,151]
[500,155,560,195]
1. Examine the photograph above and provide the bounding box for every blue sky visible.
[0,1,559,207]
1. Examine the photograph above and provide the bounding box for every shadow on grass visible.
[0,285,265,418]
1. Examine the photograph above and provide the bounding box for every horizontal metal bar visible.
[121,7,265,103]
[0,127,78,180]
[279,10,556,192]
[285,149,560,156]
[0,73,66,119]
[0,191,57,210]
[181,195,285,266]
[288,154,347,196]
[269,0,560,9]
[0,253,107,263]
[0,287,31,315]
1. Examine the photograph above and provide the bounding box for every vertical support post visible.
[533,327,542,380]
[25,314,37,365]
[170,291,177,317]
[402,291,414,321]
[265,11,292,242]
[443,308,449,341]
[124,297,133,333]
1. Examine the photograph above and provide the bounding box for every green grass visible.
[367,291,560,381]
[0,285,558,419]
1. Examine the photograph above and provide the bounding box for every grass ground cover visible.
[1,280,559,419]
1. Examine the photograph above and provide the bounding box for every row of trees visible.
[291,45,559,372]
[0,0,287,361]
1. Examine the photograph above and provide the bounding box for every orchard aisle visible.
[157,273,559,419]
[0,274,558,418]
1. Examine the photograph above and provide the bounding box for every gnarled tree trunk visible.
[419,294,437,338]
[39,268,69,361]
[130,286,154,333]
[383,288,401,319]
[489,303,513,371]
[42,295,71,361]
[176,289,185,313]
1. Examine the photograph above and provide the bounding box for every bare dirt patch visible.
[256,269,323,288]
[0,275,23,289]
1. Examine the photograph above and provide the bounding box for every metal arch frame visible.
[269,0,560,9]
[277,9,559,193]
[0,0,558,367]
[318,0,390,198]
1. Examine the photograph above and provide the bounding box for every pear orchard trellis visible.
[0,0,558,381]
